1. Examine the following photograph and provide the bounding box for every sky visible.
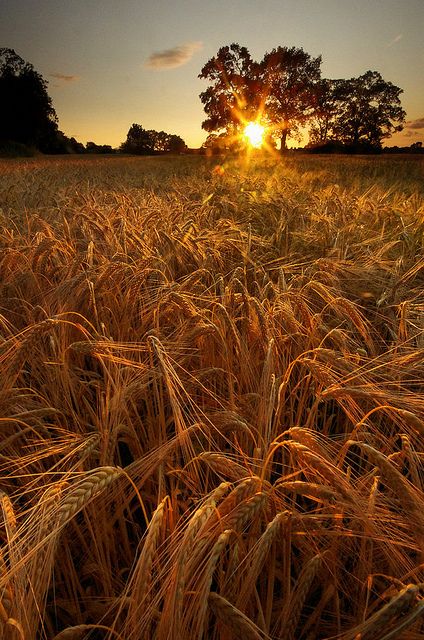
[1,0,423,148]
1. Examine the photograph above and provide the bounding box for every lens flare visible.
[244,122,265,148]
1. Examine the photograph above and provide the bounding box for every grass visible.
[0,153,424,639]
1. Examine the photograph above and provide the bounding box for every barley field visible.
[1,153,424,639]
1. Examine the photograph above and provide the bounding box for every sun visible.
[244,122,265,148]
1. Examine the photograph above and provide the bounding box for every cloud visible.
[387,33,403,47]
[405,117,424,130]
[50,73,80,83]
[145,41,202,70]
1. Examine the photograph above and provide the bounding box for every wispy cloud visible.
[405,117,424,130]
[50,73,80,83]
[145,41,202,70]
[387,33,403,47]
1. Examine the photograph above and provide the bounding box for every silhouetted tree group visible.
[0,48,98,155]
[120,124,187,155]
[309,72,405,149]
[1,49,187,156]
[86,141,115,154]
[199,43,406,153]
[0,48,60,153]
[1,45,411,157]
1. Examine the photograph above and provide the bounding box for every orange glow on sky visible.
[2,0,423,149]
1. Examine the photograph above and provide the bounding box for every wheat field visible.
[0,153,424,639]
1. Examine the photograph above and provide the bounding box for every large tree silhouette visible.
[260,46,322,151]
[333,71,405,148]
[199,43,321,152]
[199,45,406,153]
[310,72,406,149]
[198,44,261,140]
[0,48,59,151]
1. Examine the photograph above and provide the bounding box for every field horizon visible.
[1,153,424,639]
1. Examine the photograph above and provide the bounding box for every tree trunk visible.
[280,129,288,154]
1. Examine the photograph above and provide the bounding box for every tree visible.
[198,44,321,152]
[120,124,154,154]
[259,46,322,152]
[166,134,186,153]
[309,71,406,150]
[334,71,405,148]
[308,79,342,146]
[0,48,59,151]
[86,141,114,154]
[150,130,186,153]
[67,137,86,154]
[120,124,186,154]
[198,44,261,141]
[151,130,170,153]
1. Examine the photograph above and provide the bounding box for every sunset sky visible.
[1,0,423,148]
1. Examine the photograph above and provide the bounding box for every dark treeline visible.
[1,46,422,156]
[0,48,60,155]
[120,124,186,155]
[0,49,187,157]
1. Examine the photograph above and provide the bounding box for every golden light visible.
[244,122,265,148]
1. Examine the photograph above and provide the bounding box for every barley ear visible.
[0,491,17,540]
[209,591,270,640]
[128,495,167,610]
[284,552,325,640]
[57,467,122,525]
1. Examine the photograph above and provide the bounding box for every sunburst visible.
[244,122,265,148]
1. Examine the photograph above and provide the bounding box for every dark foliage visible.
[199,44,261,136]
[309,72,406,149]
[120,124,187,155]
[199,44,406,153]
[260,46,322,151]
[199,43,321,153]
[86,141,116,154]
[0,48,59,152]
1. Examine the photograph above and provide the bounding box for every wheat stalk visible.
[57,467,122,525]
[283,553,325,640]
[0,491,17,539]
[347,440,424,544]
[127,495,167,611]
[341,584,420,640]
[378,600,424,640]
[195,529,232,639]
[209,591,270,640]
[277,480,339,504]
[397,408,424,437]
[236,510,289,608]
[198,451,250,481]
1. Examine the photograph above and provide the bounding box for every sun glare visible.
[244,122,265,148]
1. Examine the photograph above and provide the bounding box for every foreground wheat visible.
[0,154,424,639]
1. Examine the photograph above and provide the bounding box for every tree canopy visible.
[0,48,59,152]
[199,43,405,152]
[309,72,406,149]
[199,44,261,138]
[199,43,322,152]
[121,124,187,155]
[260,46,322,150]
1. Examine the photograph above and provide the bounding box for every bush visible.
[0,140,37,157]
